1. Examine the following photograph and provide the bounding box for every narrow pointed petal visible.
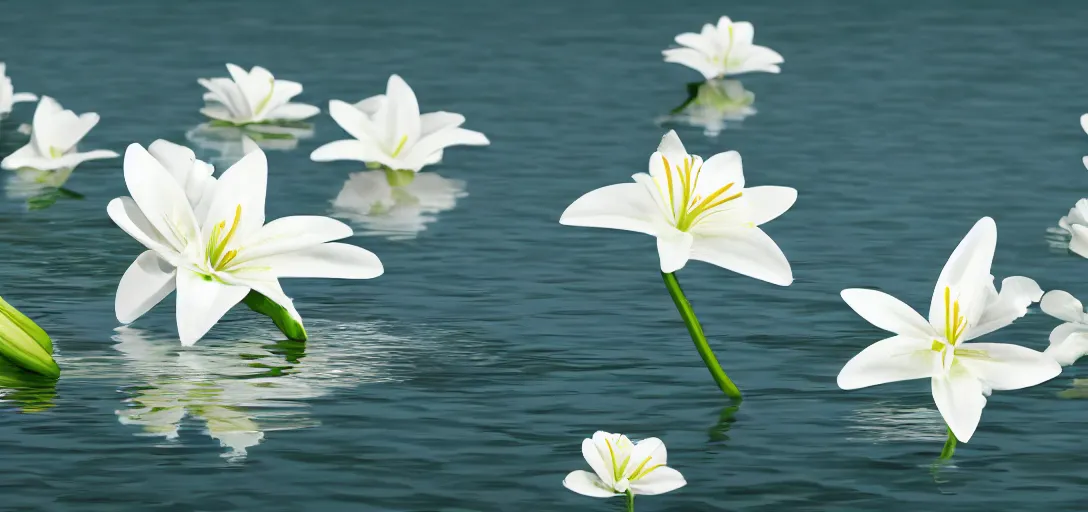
[231,216,353,265]
[582,437,613,484]
[420,111,466,136]
[964,276,1043,340]
[674,32,716,56]
[629,467,686,496]
[123,144,200,253]
[742,186,795,225]
[928,217,997,327]
[54,149,119,169]
[559,183,658,235]
[656,226,693,273]
[956,342,1061,391]
[689,227,792,286]
[0,143,42,170]
[563,470,616,498]
[266,103,319,122]
[243,243,384,279]
[656,130,687,162]
[116,251,177,324]
[840,289,935,338]
[201,149,267,237]
[385,74,421,149]
[11,92,37,103]
[106,197,176,258]
[837,335,937,389]
[932,365,986,442]
[328,99,382,142]
[403,128,489,171]
[310,139,390,164]
[663,48,719,80]
[1041,290,1086,323]
[175,269,250,346]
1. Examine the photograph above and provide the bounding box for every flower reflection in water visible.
[331,169,467,240]
[185,122,313,167]
[657,79,756,137]
[4,166,84,210]
[112,323,403,459]
[0,355,57,413]
[846,401,947,443]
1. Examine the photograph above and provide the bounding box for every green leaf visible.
[242,291,307,341]
[0,295,59,379]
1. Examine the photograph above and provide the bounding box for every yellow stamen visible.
[390,135,409,158]
[48,146,63,159]
[253,77,275,115]
[208,205,243,269]
[605,439,618,480]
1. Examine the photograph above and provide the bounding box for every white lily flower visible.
[560,130,795,283]
[331,170,467,240]
[1040,290,1088,366]
[563,431,686,499]
[107,143,384,346]
[0,63,37,116]
[0,96,118,171]
[837,217,1060,443]
[198,64,320,126]
[662,16,784,80]
[1057,198,1088,235]
[310,74,489,173]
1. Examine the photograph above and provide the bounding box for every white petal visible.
[674,32,716,56]
[116,251,177,324]
[231,215,353,265]
[199,105,239,123]
[384,74,421,151]
[743,186,795,226]
[562,470,617,498]
[1041,290,1086,323]
[656,130,688,163]
[837,335,938,389]
[354,94,385,115]
[931,365,986,443]
[559,183,659,236]
[328,99,381,141]
[689,227,792,285]
[629,467,686,496]
[106,197,176,258]
[1045,331,1088,366]
[201,148,267,237]
[695,150,745,193]
[174,269,250,346]
[123,144,201,253]
[53,149,119,170]
[12,92,37,103]
[656,225,693,273]
[198,77,250,120]
[956,342,1061,391]
[582,437,613,485]
[1081,113,1088,136]
[420,111,465,136]
[662,48,719,80]
[310,139,392,166]
[964,276,1043,340]
[402,128,489,171]
[1070,224,1088,258]
[0,143,43,170]
[840,289,935,338]
[731,21,755,45]
[147,139,198,185]
[243,242,384,279]
[626,437,667,477]
[259,80,304,118]
[928,217,997,328]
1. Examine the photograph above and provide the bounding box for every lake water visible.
[1,1,1087,510]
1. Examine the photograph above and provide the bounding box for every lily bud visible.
[242,291,307,342]
[0,295,60,378]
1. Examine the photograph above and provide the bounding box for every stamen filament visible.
[390,134,409,158]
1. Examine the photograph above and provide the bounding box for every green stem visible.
[661,272,742,399]
[625,490,634,512]
[939,426,957,459]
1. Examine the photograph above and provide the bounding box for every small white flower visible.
[0,96,118,171]
[563,431,686,499]
[108,143,384,346]
[663,16,784,80]
[311,74,489,173]
[1040,290,1088,366]
[560,130,795,283]
[837,217,1061,443]
[198,64,319,126]
[0,62,37,116]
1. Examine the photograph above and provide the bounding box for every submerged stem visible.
[625,490,634,512]
[939,426,957,459]
[660,272,742,399]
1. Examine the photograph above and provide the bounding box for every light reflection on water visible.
[331,170,467,240]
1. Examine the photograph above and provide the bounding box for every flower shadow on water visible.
[656,79,757,138]
[108,322,407,460]
[185,121,314,167]
[330,169,467,241]
[4,166,84,210]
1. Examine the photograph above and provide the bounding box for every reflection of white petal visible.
[330,170,467,240]
[846,402,948,442]
[107,321,408,458]
[185,123,312,167]
[657,79,757,137]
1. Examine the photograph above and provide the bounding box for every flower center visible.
[205,204,243,271]
[942,286,967,345]
[48,146,63,159]
[655,154,742,231]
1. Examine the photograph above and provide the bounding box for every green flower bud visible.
[0,295,60,378]
[242,291,307,342]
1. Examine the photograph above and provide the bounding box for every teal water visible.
[2,1,1088,510]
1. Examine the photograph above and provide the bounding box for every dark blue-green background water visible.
[2,1,1088,510]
